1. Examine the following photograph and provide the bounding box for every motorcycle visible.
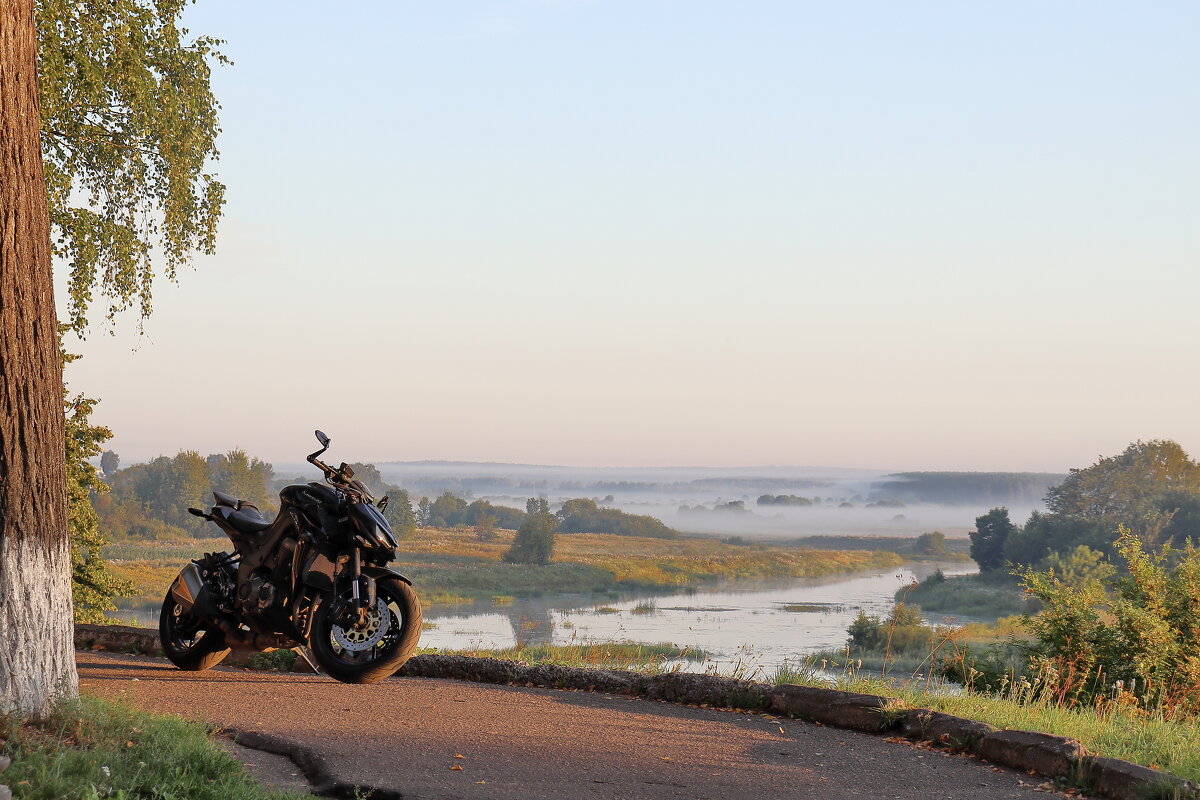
[159,430,421,684]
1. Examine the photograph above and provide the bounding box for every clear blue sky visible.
[62,1,1200,470]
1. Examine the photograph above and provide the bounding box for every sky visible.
[59,1,1200,471]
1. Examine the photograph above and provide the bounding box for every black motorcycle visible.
[159,430,421,684]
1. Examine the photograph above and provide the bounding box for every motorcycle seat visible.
[216,504,273,534]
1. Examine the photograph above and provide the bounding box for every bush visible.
[1021,528,1200,714]
[503,498,557,565]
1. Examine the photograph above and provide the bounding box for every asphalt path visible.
[78,652,1070,800]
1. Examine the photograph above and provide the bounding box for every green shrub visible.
[1022,528,1200,714]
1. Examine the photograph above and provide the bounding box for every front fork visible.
[341,548,377,626]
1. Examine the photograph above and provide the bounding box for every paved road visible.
[78,652,1063,800]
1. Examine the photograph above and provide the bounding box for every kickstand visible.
[294,645,322,675]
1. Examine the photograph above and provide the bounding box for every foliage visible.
[1042,544,1115,591]
[37,0,227,332]
[901,570,1032,619]
[1021,529,1200,714]
[425,490,468,527]
[913,530,947,555]
[346,462,385,496]
[872,471,1065,504]
[970,507,1016,572]
[380,487,417,538]
[504,498,557,565]
[756,494,814,506]
[556,497,679,538]
[99,449,119,476]
[63,373,134,623]
[473,512,498,542]
[207,450,275,510]
[416,491,525,529]
[100,448,276,538]
[1047,440,1200,520]
[845,603,932,655]
[1,695,308,799]
[1008,441,1200,568]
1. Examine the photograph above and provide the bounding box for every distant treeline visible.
[416,493,676,538]
[756,494,815,506]
[95,451,678,542]
[870,472,1065,505]
[97,451,420,541]
[379,473,834,497]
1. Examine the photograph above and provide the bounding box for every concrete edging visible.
[76,623,1198,800]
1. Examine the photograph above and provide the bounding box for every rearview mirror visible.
[315,430,330,447]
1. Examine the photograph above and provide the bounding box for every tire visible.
[159,592,230,671]
[309,576,422,684]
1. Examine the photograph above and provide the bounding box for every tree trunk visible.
[0,0,76,718]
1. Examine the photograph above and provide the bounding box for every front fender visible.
[362,564,412,586]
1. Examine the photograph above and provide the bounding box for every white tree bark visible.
[0,536,78,717]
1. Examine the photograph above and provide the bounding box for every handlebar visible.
[306,442,373,501]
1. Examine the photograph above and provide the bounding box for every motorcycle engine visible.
[238,570,280,614]
[195,551,237,614]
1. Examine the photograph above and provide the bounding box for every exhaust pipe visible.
[170,563,205,612]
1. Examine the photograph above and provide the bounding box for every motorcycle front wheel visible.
[309,576,422,684]
[159,593,230,671]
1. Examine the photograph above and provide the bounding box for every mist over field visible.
[330,462,1062,539]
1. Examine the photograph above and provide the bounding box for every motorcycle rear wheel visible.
[310,576,422,684]
[159,593,230,671]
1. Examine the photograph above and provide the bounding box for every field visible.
[102,527,905,612]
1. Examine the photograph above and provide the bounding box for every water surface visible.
[420,561,976,676]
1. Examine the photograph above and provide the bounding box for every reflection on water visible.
[421,561,976,676]
[116,561,977,677]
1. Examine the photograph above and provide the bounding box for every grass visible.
[901,572,1033,619]
[809,615,1032,676]
[393,527,906,601]
[102,527,907,618]
[0,695,307,800]
[772,662,1200,784]
[423,641,707,671]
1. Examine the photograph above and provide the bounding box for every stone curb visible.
[75,623,1198,799]
[767,684,892,732]
[76,623,281,669]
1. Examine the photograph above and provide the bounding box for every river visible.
[419,561,976,677]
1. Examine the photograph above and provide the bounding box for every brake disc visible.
[332,598,390,652]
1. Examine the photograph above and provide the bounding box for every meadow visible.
[103,527,905,611]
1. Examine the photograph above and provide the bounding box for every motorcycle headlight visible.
[356,524,394,550]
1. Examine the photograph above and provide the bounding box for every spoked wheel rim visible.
[325,590,406,666]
